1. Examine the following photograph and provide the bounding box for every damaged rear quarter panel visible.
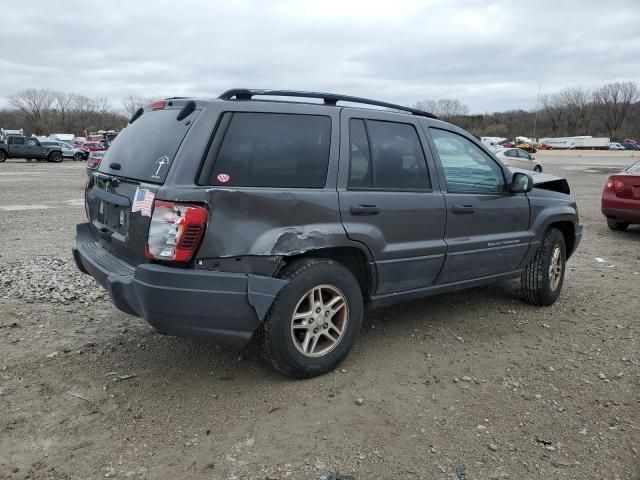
[194,187,357,258]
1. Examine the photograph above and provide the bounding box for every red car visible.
[81,142,106,152]
[602,160,640,231]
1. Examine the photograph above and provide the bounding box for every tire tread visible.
[521,228,565,306]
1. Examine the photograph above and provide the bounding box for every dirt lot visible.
[0,152,638,480]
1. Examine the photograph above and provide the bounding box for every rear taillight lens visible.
[84,180,91,220]
[88,156,102,168]
[606,176,625,193]
[613,180,625,192]
[146,201,208,263]
[151,100,166,110]
[605,177,614,190]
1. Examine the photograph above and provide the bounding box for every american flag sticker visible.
[131,187,155,217]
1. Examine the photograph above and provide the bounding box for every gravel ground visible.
[0,155,638,480]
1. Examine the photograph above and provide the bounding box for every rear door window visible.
[98,108,200,183]
[348,119,430,190]
[210,113,331,188]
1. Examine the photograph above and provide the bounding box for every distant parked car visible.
[81,142,105,152]
[494,148,543,172]
[86,150,105,177]
[0,135,63,162]
[609,142,625,151]
[601,160,640,231]
[41,140,88,161]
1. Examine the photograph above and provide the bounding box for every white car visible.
[41,140,88,161]
[609,142,625,151]
[494,148,543,172]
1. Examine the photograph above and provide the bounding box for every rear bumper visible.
[572,223,583,257]
[602,207,640,224]
[72,223,287,346]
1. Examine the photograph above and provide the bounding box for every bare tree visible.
[93,97,112,115]
[541,94,564,136]
[414,98,470,118]
[414,99,439,114]
[121,94,156,117]
[53,91,74,132]
[9,88,57,134]
[592,81,640,140]
[438,99,470,118]
[557,87,591,135]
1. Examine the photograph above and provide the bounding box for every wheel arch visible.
[279,246,375,299]
[547,220,576,259]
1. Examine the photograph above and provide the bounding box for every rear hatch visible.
[86,100,201,265]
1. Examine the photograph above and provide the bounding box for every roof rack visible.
[217,89,437,119]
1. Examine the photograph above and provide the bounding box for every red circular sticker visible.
[217,173,230,183]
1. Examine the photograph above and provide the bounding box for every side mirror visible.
[511,172,533,193]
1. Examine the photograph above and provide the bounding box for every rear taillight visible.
[84,180,92,220]
[605,176,625,193]
[88,156,102,168]
[605,178,613,190]
[613,180,625,192]
[146,201,208,263]
[151,100,166,110]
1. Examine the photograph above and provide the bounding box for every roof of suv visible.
[215,89,439,119]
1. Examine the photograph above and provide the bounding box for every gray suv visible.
[73,89,582,378]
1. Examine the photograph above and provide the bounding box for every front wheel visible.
[48,151,63,163]
[521,227,566,306]
[607,218,629,231]
[73,152,83,161]
[533,165,542,173]
[260,258,363,378]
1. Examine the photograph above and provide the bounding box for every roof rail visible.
[217,89,438,119]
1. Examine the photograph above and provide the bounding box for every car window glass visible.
[430,128,505,193]
[348,119,372,188]
[211,112,331,188]
[517,150,530,159]
[12,137,25,145]
[348,119,430,190]
[26,139,37,146]
[627,161,640,172]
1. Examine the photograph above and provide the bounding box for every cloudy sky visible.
[1,0,639,113]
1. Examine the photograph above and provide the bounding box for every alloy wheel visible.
[290,285,348,357]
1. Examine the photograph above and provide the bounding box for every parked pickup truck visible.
[0,135,63,163]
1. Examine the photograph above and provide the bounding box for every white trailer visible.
[540,136,610,150]
[571,137,610,149]
[51,133,75,143]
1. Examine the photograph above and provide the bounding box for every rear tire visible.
[0,150,6,162]
[260,258,363,378]
[533,165,542,173]
[48,151,63,163]
[521,227,566,306]
[607,218,629,231]
[73,152,83,161]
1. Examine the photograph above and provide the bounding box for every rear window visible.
[210,113,331,188]
[98,108,199,183]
